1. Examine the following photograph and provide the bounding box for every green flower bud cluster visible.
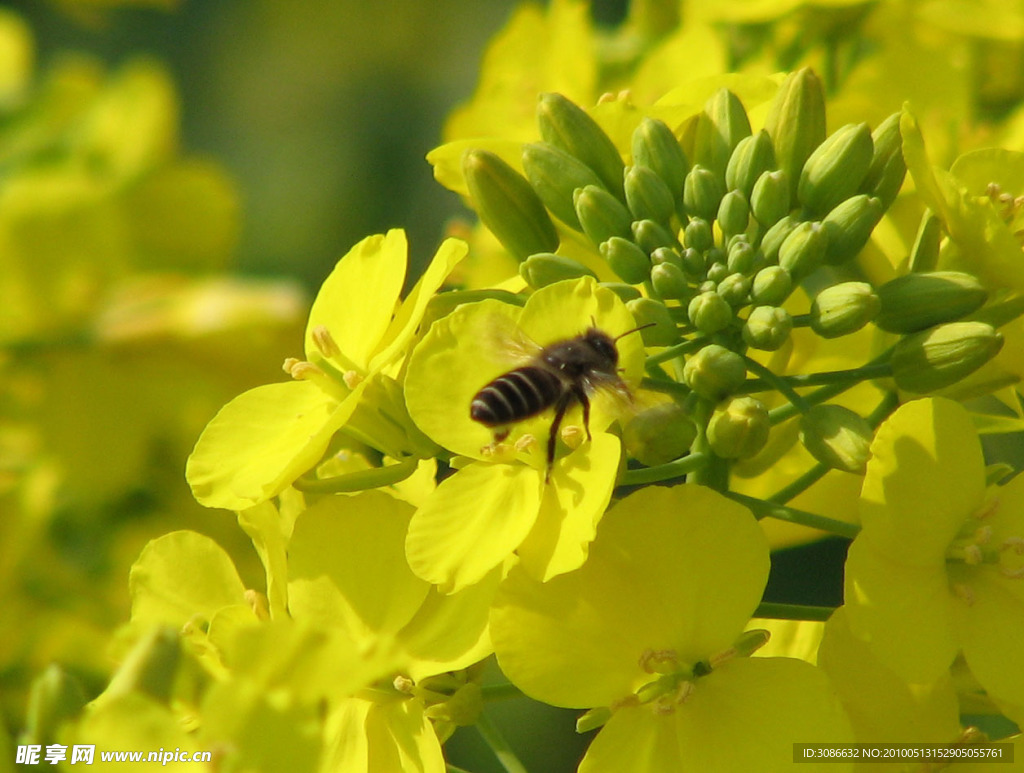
[461,77,906,377]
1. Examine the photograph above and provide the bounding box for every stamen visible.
[515,433,537,453]
[343,370,363,389]
[973,497,1000,520]
[561,424,585,449]
[481,441,515,463]
[674,680,695,704]
[393,675,415,694]
[311,325,341,359]
[639,649,679,674]
[244,589,269,620]
[973,525,993,545]
[951,583,975,606]
[963,544,983,565]
[283,358,325,381]
[1001,536,1024,554]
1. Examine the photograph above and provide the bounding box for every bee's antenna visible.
[614,322,656,342]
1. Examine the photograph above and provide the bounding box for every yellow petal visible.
[406,462,542,593]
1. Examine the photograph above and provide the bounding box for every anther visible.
[515,433,537,453]
[284,358,325,381]
[638,649,679,674]
[311,325,341,359]
[393,675,415,694]
[951,583,975,605]
[343,370,363,389]
[963,544,983,565]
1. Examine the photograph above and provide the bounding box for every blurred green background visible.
[7,0,531,288]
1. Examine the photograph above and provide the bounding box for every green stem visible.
[767,462,829,505]
[294,456,419,493]
[724,491,861,539]
[645,336,708,366]
[767,349,894,425]
[741,361,892,395]
[754,602,836,622]
[481,682,526,702]
[618,452,708,486]
[743,355,810,415]
[476,711,530,773]
[640,376,691,399]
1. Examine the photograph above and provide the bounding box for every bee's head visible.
[582,327,619,367]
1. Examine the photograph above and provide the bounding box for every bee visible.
[470,322,652,480]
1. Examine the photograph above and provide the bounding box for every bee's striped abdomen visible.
[470,366,562,427]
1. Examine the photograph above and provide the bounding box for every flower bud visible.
[909,213,941,273]
[778,220,828,280]
[575,184,633,246]
[631,116,689,208]
[750,169,791,227]
[726,129,776,199]
[684,217,714,252]
[522,141,604,230]
[519,252,597,288]
[538,92,625,199]
[717,190,750,237]
[727,239,755,275]
[688,290,733,334]
[875,271,988,334]
[600,236,651,285]
[651,261,691,300]
[707,260,729,284]
[809,281,880,338]
[717,272,751,307]
[743,305,792,350]
[797,122,874,216]
[683,164,725,221]
[681,246,706,278]
[623,401,697,466]
[463,148,559,260]
[651,246,683,271]
[799,404,873,473]
[694,88,752,179]
[821,194,884,265]
[759,214,798,264]
[632,218,680,255]
[860,111,906,209]
[750,265,793,306]
[708,395,770,459]
[626,297,677,345]
[684,344,747,400]
[764,68,826,202]
[23,665,87,745]
[891,321,1003,394]
[625,164,676,225]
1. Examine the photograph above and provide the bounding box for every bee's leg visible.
[546,392,574,482]
[576,386,592,440]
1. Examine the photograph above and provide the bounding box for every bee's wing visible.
[582,370,636,417]
[481,315,543,367]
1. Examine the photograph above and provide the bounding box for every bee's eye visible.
[590,336,617,362]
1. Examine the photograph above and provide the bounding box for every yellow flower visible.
[845,397,1024,709]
